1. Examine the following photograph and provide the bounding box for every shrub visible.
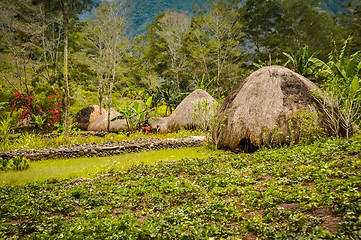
[0,156,30,171]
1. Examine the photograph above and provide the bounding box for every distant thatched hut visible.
[213,66,344,152]
[87,108,128,132]
[72,105,106,130]
[149,116,170,133]
[167,89,217,131]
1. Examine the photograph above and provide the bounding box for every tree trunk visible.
[62,1,71,138]
[107,60,116,132]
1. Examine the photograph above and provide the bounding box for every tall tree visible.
[54,0,96,137]
[340,0,361,53]
[154,11,191,94]
[186,1,244,97]
[87,0,127,132]
[275,0,335,60]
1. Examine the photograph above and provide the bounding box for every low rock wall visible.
[0,136,206,161]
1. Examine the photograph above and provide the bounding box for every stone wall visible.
[0,136,206,161]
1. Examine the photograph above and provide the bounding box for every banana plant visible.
[112,96,154,131]
[283,45,316,76]
[112,101,136,131]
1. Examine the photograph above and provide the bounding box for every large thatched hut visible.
[87,108,128,132]
[212,66,344,152]
[72,105,106,130]
[167,89,217,131]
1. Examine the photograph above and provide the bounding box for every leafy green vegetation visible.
[0,156,30,172]
[0,147,220,186]
[1,137,360,239]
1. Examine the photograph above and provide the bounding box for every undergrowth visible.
[0,136,360,239]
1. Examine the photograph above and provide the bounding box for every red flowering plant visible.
[10,90,63,133]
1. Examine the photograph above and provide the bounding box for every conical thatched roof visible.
[167,89,217,131]
[87,108,128,132]
[212,66,345,152]
[72,105,106,130]
[149,116,170,133]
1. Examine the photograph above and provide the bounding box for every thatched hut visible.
[149,116,170,133]
[167,89,217,131]
[213,66,344,152]
[87,108,128,132]
[72,105,106,130]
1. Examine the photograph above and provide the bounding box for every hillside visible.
[125,0,208,37]
[80,0,352,38]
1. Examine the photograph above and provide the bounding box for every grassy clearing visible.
[0,129,202,152]
[1,137,360,239]
[0,147,222,186]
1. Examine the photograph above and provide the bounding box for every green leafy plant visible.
[310,34,361,138]
[0,114,12,147]
[112,96,154,130]
[288,109,325,144]
[283,45,317,76]
[0,156,30,171]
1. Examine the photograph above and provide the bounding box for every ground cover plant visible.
[0,136,360,239]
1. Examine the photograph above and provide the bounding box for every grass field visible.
[0,147,224,186]
[0,136,360,239]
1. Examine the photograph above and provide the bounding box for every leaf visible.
[145,96,152,108]
[351,76,360,94]
[111,115,125,121]
[346,51,361,78]
[339,33,354,67]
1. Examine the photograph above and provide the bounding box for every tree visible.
[57,0,96,137]
[186,1,244,97]
[154,11,191,94]
[340,0,361,53]
[235,0,281,60]
[275,0,335,60]
[87,1,127,132]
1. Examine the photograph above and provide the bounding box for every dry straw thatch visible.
[72,105,106,130]
[167,89,217,131]
[149,116,170,133]
[87,108,128,132]
[213,66,344,152]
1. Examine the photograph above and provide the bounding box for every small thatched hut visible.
[167,89,217,131]
[87,108,128,132]
[72,105,106,130]
[213,66,344,152]
[149,116,170,133]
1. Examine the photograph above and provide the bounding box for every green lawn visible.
[0,147,225,186]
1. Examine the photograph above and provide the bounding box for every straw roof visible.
[87,108,128,132]
[72,105,106,130]
[212,66,344,152]
[149,116,170,133]
[167,89,217,131]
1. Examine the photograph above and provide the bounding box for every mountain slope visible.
[126,0,208,37]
